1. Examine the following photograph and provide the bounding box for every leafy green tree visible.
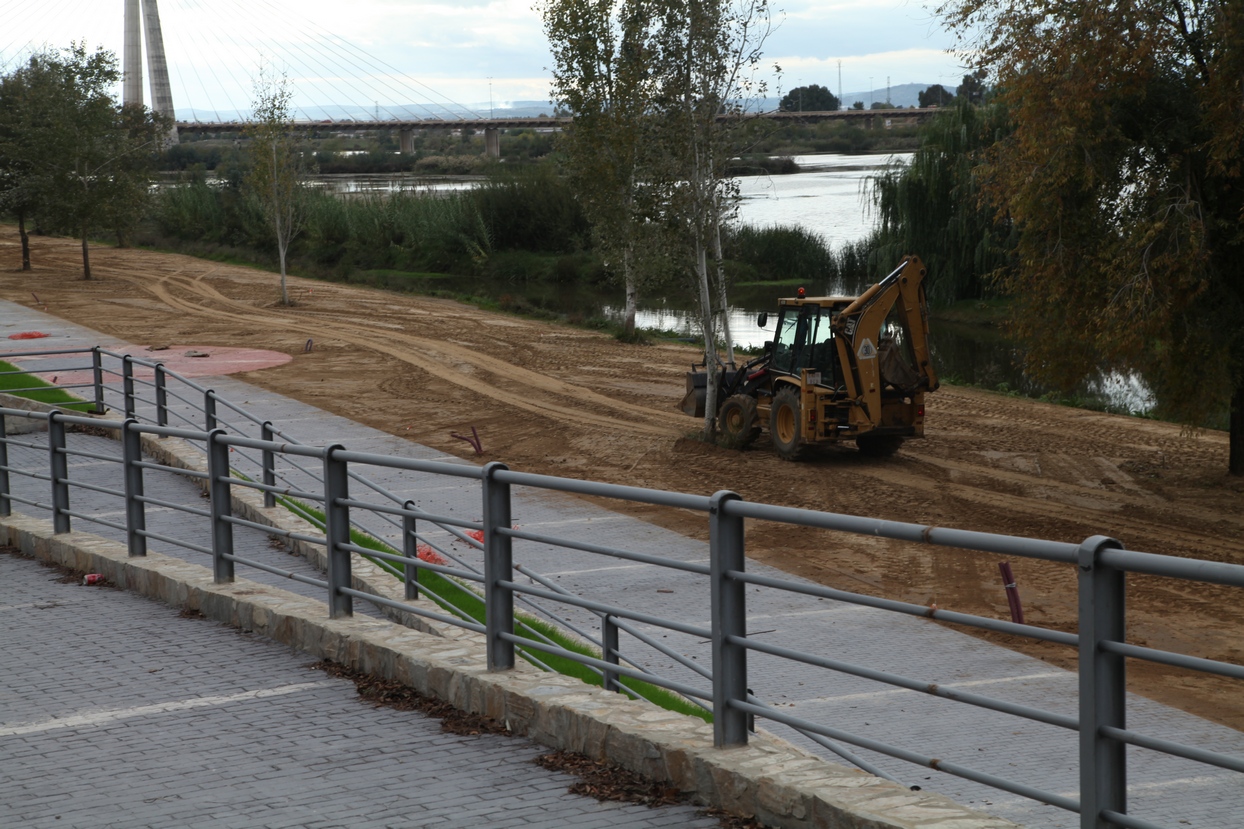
[645,0,775,438]
[917,84,955,108]
[779,83,838,112]
[543,0,773,436]
[0,45,164,278]
[542,0,660,337]
[850,100,864,110]
[939,0,1244,475]
[244,67,308,305]
[0,59,52,271]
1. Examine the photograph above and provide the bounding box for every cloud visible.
[1,0,963,113]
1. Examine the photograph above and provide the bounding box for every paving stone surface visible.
[2,301,1242,828]
[0,551,719,829]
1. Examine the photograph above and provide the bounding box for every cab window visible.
[771,306,820,374]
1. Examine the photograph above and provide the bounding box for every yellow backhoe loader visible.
[680,255,939,460]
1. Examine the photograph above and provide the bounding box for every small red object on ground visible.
[416,544,448,566]
[83,573,105,585]
[8,331,49,340]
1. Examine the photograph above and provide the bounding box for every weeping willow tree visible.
[868,99,1015,305]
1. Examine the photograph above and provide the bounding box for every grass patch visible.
[272,493,709,722]
[0,360,94,411]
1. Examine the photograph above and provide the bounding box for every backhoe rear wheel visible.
[718,394,761,449]
[769,387,805,461]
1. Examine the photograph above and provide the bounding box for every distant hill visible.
[176,85,949,123]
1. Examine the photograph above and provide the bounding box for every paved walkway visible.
[1,301,1241,829]
[0,551,718,829]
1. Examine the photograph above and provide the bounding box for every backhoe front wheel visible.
[718,394,761,449]
[769,387,805,461]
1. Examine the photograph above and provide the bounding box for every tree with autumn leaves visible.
[938,0,1244,475]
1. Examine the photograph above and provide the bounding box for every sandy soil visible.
[3,228,1242,729]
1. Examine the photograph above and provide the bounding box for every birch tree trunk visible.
[711,208,735,366]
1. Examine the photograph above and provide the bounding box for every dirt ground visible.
[3,227,1243,730]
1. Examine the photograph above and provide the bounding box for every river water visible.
[314,155,1156,415]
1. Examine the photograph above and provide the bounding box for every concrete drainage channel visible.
[0,408,1018,829]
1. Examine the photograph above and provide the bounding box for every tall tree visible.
[0,45,161,278]
[0,61,49,271]
[938,0,1244,475]
[647,0,774,439]
[779,83,838,112]
[542,0,660,338]
[245,67,307,306]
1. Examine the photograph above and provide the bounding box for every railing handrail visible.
[0,346,1239,829]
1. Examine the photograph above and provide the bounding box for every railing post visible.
[206,428,234,583]
[154,364,168,427]
[261,421,276,508]
[91,347,105,414]
[1078,534,1126,829]
[0,412,10,517]
[47,411,70,533]
[204,389,217,432]
[121,355,135,419]
[601,614,620,693]
[121,419,146,557]
[402,500,419,600]
[710,490,749,747]
[323,445,352,618]
[482,462,514,671]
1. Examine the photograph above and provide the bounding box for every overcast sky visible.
[1,0,969,117]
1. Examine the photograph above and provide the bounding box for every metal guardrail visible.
[0,346,1240,829]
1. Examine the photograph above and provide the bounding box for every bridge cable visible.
[169,0,275,122]
[0,0,80,64]
[239,0,447,121]
[211,0,420,124]
[158,4,221,123]
[247,0,480,120]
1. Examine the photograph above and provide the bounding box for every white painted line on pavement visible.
[0,681,338,736]
[746,606,872,621]
[797,671,1072,705]
[515,516,630,529]
[541,563,658,576]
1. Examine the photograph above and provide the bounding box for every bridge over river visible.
[176,108,936,157]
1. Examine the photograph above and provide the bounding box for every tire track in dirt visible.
[858,461,1244,560]
[98,264,680,438]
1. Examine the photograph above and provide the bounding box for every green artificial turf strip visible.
[0,360,93,410]
[274,492,709,721]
